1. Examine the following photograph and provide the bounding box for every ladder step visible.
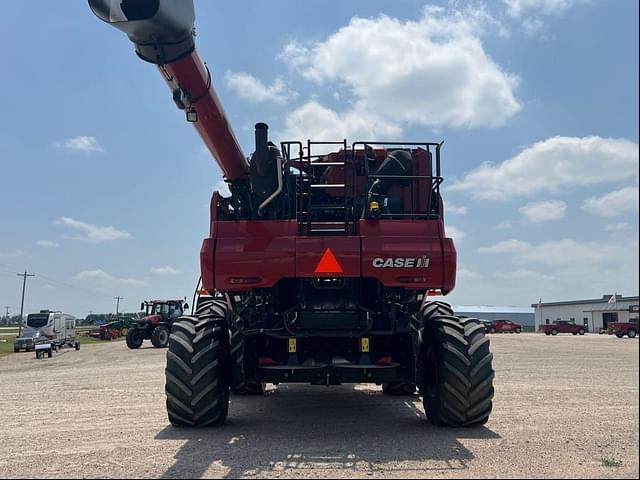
[309,205,346,210]
[310,229,347,233]
[310,184,345,188]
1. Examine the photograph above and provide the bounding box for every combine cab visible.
[88,0,495,428]
[126,300,187,349]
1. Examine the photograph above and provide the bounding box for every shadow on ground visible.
[156,384,499,478]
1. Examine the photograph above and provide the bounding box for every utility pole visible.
[113,296,124,319]
[3,306,10,326]
[17,271,35,336]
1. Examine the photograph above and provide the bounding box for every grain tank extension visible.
[88,0,495,428]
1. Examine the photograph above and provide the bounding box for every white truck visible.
[15,310,80,353]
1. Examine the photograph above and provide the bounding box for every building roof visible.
[530,294,639,308]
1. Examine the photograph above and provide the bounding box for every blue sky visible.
[0,0,638,317]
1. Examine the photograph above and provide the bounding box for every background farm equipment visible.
[125,300,188,349]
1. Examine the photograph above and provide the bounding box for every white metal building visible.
[532,294,639,333]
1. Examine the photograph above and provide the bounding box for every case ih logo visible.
[372,256,430,268]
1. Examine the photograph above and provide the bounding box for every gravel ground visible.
[0,334,637,479]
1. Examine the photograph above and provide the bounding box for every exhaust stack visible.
[89,0,249,181]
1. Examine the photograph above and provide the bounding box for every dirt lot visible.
[0,334,637,479]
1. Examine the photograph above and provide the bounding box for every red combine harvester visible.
[88,0,494,428]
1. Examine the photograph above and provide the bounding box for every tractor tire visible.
[551,329,558,336]
[126,327,144,349]
[151,326,170,348]
[628,329,637,339]
[578,329,585,335]
[544,331,550,336]
[615,332,624,338]
[229,316,264,395]
[489,327,496,334]
[165,300,230,428]
[420,302,494,427]
[75,342,80,351]
[515,328,522,334]
[382,382,416,395]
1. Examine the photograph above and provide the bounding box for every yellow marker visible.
[288,337,297,353]
[361,337,370,353]
[369,201,380,210]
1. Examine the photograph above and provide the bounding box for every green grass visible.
[600,457,623,468]
[0,341,16,357]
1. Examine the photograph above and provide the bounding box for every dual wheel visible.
[165,300,494,428]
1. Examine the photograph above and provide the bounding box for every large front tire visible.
[420,302,495,427]
[126,327,144,349]
[165,300,230,428]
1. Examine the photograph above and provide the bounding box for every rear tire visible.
[578,329,585,335]
[126,327,144,349]
[420,303,494,427]
[151,326,170,348]
[551,329,558,336]
[165,300,230,428]
[615,332,624,338]
[382,382,416,395]
[628,329,636,339]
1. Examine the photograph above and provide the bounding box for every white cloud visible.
[280,100,401,147]
[56,136,104,153]
[0,249,26,259]
[280,5,519,137]
[519,200,567,222]
[496,221,514,230]
[74,269,112,280]
[55,217,131,243]
[446,225,466,242]
[119,277,147,287]
[503,0,575,18]
[225,71,297,104]
[451,136,639,200]
[35,240,60,248]
[458,267,481,280]
[73,269,146,287]
[604,222,631,233]
[582,185,639,217]
[215,179,231,197]
[479,238,632,267]
[478,239,531,254]
[150,266,179,276]
[446,202,468,215]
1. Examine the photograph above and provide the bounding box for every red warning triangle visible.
[314,248,343,274]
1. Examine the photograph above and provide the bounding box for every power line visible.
[17,271,35,336]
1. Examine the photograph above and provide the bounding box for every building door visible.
[602,312,618,330]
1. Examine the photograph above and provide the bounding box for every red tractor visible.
[126,300,188,349]
[88,0,494,428]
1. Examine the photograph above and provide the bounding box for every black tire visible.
[165,300,230,428]
[628,329,636,339]
[420,302,494,427]
[515,328,522,334]
[126,327,144,349]
[382,382,416,395]
[551,329,558,336]
[544,331,550,336]
[615,332,624,338]
[75,342,81,350]
[151,326,170,348]
[572,332,577,335]
[489,327,496,334]
[229,312,264,395]
[578,329,585,335]
[14,347,19,353]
